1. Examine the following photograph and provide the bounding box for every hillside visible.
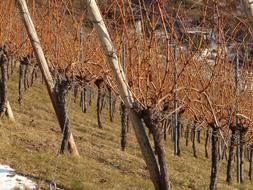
[0,70,252,190]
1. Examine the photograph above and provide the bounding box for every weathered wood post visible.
[16,0,79,156]
[172,43,180,156]
[235,53,242,183]
[84,0,163,189]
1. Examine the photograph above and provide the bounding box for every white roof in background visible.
[186,28,212,34]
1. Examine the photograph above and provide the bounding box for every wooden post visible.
[84,0,162,189]
[16,0,79,156]
[6,101,15,122]
[173,44,180,156]
[235,53,242,183]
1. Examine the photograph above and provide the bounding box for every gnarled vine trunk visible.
[95,78,103,129]
[31,64,38,86]
[238,126,247,183]
[54,78,72,154]
[227,125,236,184]
[0,50,8,117]
[18,57,27,105]
[192,125,197,158]
[221,141,227,160]
[24,62,29,90]
[108,85,114,122]
[185,123,190,146]
[210,124,219,190]
[249,147,253,180]
[80,87,87,113]
[120,102,128,151]
[141,109,170,190]
[0,47,14,121]
[205,129,210,158]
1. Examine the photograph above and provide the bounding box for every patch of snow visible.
[0,165,36,190]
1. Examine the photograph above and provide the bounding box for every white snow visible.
[0,165,36,190]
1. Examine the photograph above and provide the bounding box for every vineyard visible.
[1,0,253,189]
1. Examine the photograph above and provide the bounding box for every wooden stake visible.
[85,1,162,189]
[6,101,15,122]
[16,0,79,157]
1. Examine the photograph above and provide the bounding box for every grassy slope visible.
[0,72,252,190]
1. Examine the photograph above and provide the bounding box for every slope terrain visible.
[0,72,252,189]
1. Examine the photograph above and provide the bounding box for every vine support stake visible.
[84,0,163,189]
[16,0,79,157]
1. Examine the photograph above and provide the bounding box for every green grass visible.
[0,71,252,190]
